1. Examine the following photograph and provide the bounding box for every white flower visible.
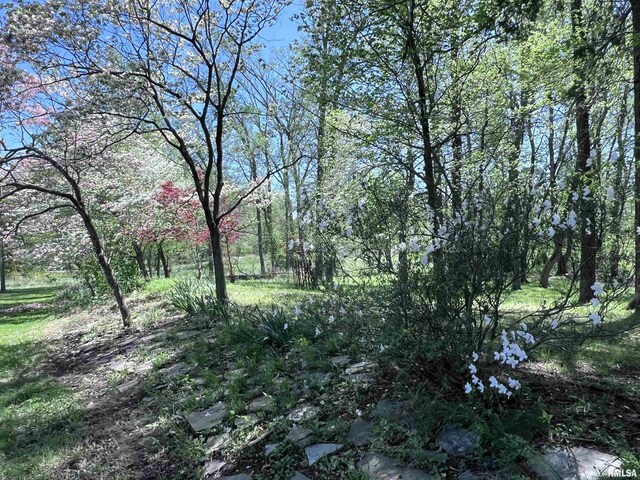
[328,315,335,324]
[606,186,614,201]
[583,186,591,199]
[477,381,485,393]
[315,326,321,337]
[636,227,640,236]
[294,305,302,317]
[358,198,366,209]
[591,282,605,297]
[346,226,353,238]
[572,191,579,202]
[532,217,541,227]
[588,312,602,325]
[283,323,289,330]
[489,376,498,388]
[543,199,552,211]
[287,239,295,250]
[483,314,492,325]
[409,237,420,252]
[204,412,211,417]
[494,351,500,360]
[508,377,521,390]
[472,351,479,362]
[497,384,508,395]
[548,226,556,238]
[590,297,600,308]
[464,382,473,394]
[550,319,559,330]
[420,253,429,266]
[552,213,561,225]
[469,363,477,374]
[379,344,386,353]
[567,210,578,229]
[224,426,232,433]
[398,242,407,252]
[611,151,619,162]
[356,409,363,417]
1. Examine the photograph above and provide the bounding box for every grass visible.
[0,286,85,480]
[1,274,639,478]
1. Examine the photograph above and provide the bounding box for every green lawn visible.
[0,287,85,480]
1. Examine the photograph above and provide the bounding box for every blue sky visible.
[257,0,303,51]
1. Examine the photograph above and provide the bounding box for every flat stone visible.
[357,452,433,480]
[347,418,374,446]
[330,355,351,366]
[344,373,375,384]
[248,395,274,412]
[291,473,310,480]
[215,475,252,480]
[204,459,227,477]
[287,404,319,422]
[287,424,313,448]
[109,359,134,371]
[79,341,98,353]
[187,402,227,432]
[176,330,200,339]
[234,413,259,430]
[116,378,140,393]
[117,336,137,348]
[345,361,377,375]
[372,399,404,419]
[528,446,622,480]
[141,333,161,343]
[133,360,154,374]
[204,433,231,454]
[159,362,190,376]
[265,443,278,456]
[414,449,448,464]
[305,443,343,465]
[436,427,479,457]
[295,370,330,384]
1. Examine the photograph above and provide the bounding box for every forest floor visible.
[1,279,639,480]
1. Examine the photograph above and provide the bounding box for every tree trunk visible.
[572,0,597,303]
[211,223,228,300]
[133,241,149,281]
[80,212,130,328]
[158,241,170,278]
[629,0,640,309]
[0,235,6,293]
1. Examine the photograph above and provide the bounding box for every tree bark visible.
[158,241,170,278]
[0,235,6,293]
[133,241,149,281]
[572,0,597,303]
[629,0,640,309]
[80,211,130,328]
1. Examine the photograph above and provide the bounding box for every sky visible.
[257,0,304,52]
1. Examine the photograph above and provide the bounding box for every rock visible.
[528,446,622,480]
[304,443,343,465]
[159,362,190,376]
[265,443,278,456]
[347,418,374,446]
[345,361,377,375]
[287,404,319,422]
[224,368,246,379]
[357,452,433,480]
[330,355,351,366]
[141,333,161,343]
[436,427,479,457]
[344,373,375,385]
[204,433,231,454]
[133,360,154,374]
[372,399,404,419]
[291,473,310,480]
[79,341,98,353]
[214,476,251,480]
[295,370,331,385]
[109,359,134,371]
[248,395,274,412]
[176,330,200,339]
[234,413,259,430]
[204,459,227,477]
[116,378,140,393]
[286,424,313,448]
[414,449,448,464]
[187,402,227,432]
[117,336,137,348]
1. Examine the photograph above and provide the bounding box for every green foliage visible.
[169,278,229,323]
